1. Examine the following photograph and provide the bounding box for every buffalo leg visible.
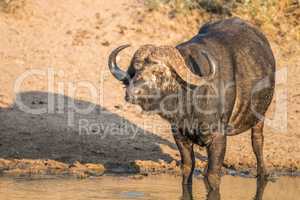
[173,130,195,186]
[251,120,267,178]
[205,133,226,191]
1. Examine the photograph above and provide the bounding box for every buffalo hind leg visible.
[251,120,267,179]
[205,133,226,192]
[173,130,195,186]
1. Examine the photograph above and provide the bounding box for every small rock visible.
[101,41,110,46]
[85,163,105,176]
[114,104,123,110]
[66,30,72,35]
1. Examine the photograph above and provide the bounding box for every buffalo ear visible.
[187,50,214,77]
[164,47,216,86]
[188,55,203,76]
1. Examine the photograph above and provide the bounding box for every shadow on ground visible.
[0,91,177,173]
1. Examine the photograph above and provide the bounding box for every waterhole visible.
[0,175,299,200]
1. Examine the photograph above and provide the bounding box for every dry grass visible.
[0,0,26,13]
[144,0,300,41]
[233,0,300,42]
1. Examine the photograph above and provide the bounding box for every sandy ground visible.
[0,0,299,177]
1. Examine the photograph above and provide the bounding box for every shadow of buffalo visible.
[0,91,177,172]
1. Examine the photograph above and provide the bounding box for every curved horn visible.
[171,49,216,86]
[108,44,131,83]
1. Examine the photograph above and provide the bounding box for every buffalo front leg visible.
[205,133,226,191]
[251,120,267,179]
[173,129,195,186]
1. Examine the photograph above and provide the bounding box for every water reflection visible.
[181,184,220,200]
[253,177,268,200]
[181,177,268,200]
[0,175,299,200]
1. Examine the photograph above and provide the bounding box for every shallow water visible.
[0,175,299,200]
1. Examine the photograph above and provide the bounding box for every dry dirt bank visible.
[0,0,299,178]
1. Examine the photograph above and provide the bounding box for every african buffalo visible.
[108,17,275,193]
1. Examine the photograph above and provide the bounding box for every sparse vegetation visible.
[144,0,300,41]
[145,0,300,14]
[0,0,26,13]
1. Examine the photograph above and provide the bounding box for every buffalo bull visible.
[108,17,275,192]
